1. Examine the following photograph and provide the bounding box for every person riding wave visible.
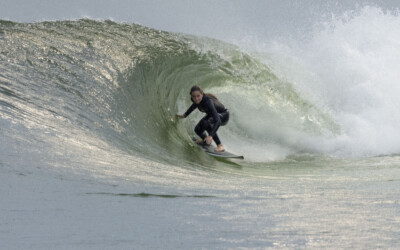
[177,85,229,152]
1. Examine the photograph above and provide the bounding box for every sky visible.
[1,0,400,42]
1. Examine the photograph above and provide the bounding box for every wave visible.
[2,10,397,167]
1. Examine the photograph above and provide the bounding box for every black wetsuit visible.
[184,95,229,145]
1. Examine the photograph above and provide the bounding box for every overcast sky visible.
[1,0,399,42]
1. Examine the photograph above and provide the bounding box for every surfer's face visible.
[191,90,203,104]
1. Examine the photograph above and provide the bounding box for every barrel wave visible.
[0,19,340,169]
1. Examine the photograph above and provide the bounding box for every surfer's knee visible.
[199,118,211,130]
[194,123,203,134]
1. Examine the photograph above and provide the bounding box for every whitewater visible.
[2,6,400,249]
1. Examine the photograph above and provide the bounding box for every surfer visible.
[177,85,229,152]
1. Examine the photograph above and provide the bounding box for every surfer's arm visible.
[182,103,197,118]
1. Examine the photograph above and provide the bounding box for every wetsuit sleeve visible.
[183,103,197,118]
[206,99,221,137]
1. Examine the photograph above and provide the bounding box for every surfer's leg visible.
[220,111,229,126]
[194,116,209,140]
[209,130,225,152]
[212,133,222,145]
[203,120,222,145]
[209,112,229,151]
[204,115,225,145]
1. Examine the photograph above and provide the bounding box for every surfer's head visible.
[190,85,204,104]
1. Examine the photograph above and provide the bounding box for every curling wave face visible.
[0,19,341,168]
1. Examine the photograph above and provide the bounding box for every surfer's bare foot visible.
[215,144,225,152]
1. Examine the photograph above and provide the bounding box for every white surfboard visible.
[192,138,244,159]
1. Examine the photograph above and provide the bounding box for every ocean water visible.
[2,6,400,249]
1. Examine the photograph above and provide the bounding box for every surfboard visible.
[192,138,244,159]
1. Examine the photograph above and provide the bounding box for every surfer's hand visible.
[205,136,213,145]
[176,114,185,119]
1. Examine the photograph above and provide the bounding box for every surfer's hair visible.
[190,85,218,100]
[190,85,204,95]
